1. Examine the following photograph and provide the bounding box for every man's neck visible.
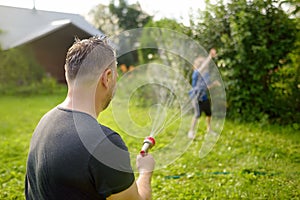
[60,89,99,119]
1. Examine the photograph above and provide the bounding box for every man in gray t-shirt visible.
[26,107,135,199]
[25,36,155,200]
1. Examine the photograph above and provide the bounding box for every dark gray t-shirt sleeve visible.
[88,127,135,198]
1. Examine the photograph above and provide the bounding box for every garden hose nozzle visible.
[140,136,155,156]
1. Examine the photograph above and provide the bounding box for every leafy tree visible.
[269,15,300,124]
[136,19,202,107]
[109,0,152,30]
[88,4,120,35]
[89,0,152,66]
[89,0,152,34]
[139,18,190,65]
[191,0,299,124]
[108,0,153,66]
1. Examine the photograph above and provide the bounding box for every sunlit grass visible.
[0,94,299,199]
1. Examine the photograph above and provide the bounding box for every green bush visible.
[0,46,64,95]
[191,0,299,125]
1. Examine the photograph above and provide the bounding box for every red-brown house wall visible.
[29,24,93,83]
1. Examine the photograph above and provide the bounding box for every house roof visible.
[0,5,102,50]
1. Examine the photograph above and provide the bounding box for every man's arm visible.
[135,154,154,200]
[108,154,155,200]
[107,181,147,200]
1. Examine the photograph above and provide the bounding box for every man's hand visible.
[136,154,155,173]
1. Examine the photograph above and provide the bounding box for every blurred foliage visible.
[109,0,152,30]
[137,20,196,106]
[0,46,63,95]
[269,21,300,124]
[109,0,152,66]
[139,18,191,66]
[88,4,120,35]
[190,0,299,125]
[89,0,152,66]
[0,46,44,86]
[88,0,300,125]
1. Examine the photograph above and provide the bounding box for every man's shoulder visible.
[98,124,128,151]
[98,124,115,136]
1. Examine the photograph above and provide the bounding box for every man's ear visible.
[100,68,112,89]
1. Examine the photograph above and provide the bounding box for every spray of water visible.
[146,51,216,139]
[109,27,226,171]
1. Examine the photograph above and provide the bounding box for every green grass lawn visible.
[0,94,299,199]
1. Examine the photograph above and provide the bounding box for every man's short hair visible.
[65,36,116,84]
